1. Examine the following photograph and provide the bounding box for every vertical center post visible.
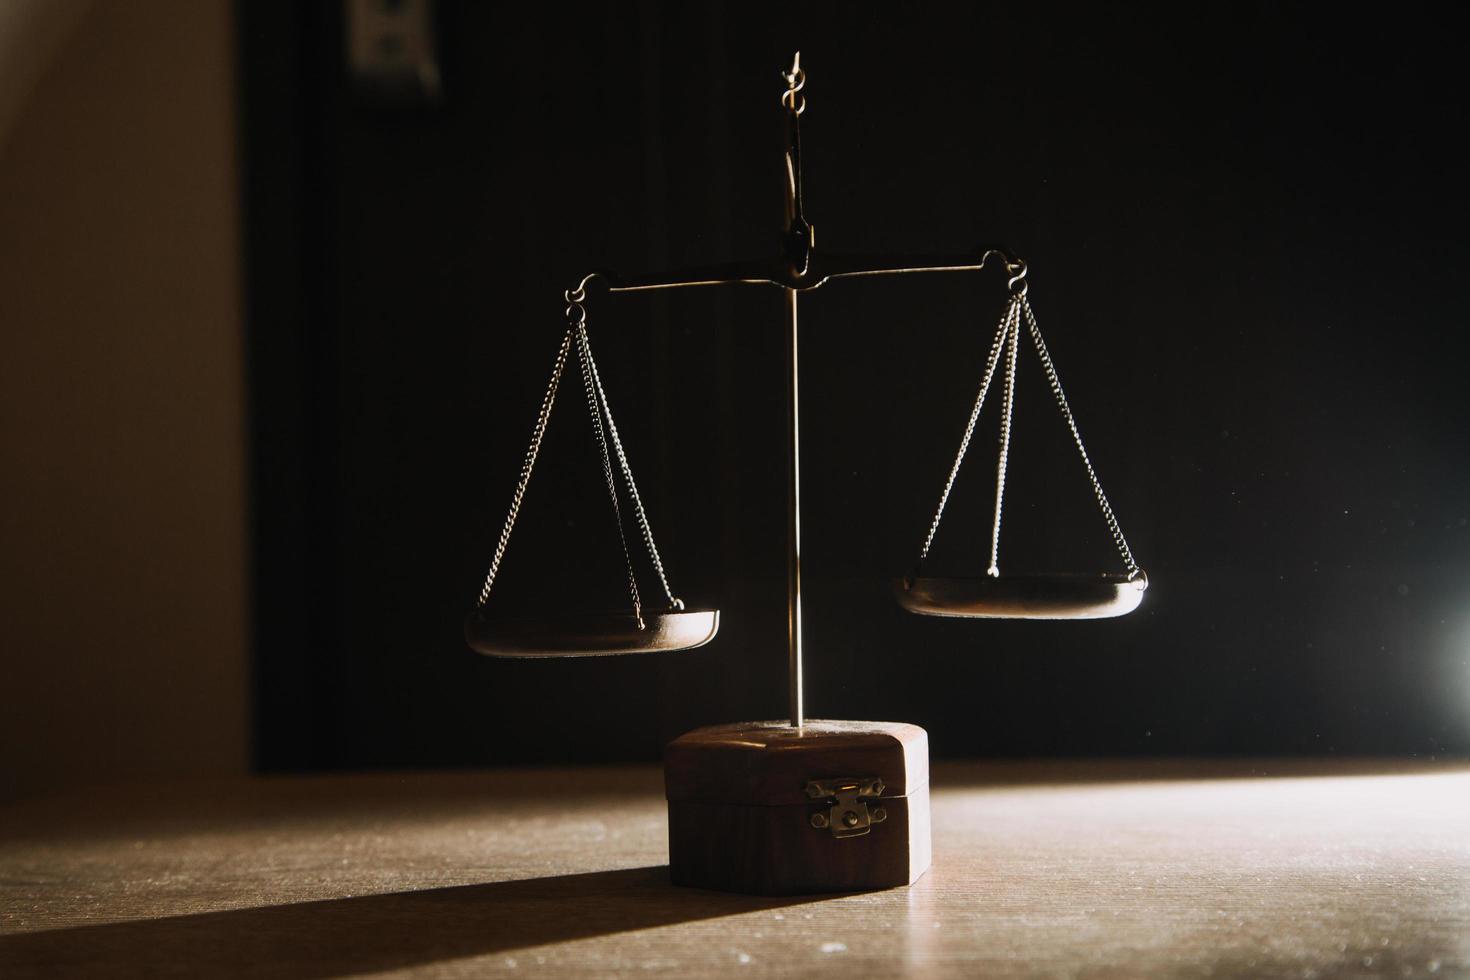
[781,52,809,729]
[785,286,803,727]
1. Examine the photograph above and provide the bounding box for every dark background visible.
[239,2,1470,771]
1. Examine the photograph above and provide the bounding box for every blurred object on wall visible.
[346,0,441,103]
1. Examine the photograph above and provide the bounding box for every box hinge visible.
[805,777,888,838]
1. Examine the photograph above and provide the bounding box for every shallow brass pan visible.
[465,608,720,658]
[894,574,1145,620]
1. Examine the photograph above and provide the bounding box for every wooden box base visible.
[664,719,931,895]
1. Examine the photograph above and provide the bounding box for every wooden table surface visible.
[2,759,1468,978]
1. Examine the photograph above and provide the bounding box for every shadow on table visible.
[0,865,805,978]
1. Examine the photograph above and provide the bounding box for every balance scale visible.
[464,54,1148,895]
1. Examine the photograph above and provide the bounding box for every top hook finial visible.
[781,52,806,115]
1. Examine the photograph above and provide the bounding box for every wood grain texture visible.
[2,760,1469,978]
[667,797,927,894]
[665,720,930,894]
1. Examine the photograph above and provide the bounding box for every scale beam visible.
[572,247,1027,298]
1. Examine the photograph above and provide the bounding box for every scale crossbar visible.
[571,247,1026,297]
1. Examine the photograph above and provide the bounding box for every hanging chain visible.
[475,324,574,607]
[915,300,1015,566]
[475,287,688,612]
[911,259,1142,582]
[580,329,685,611]
[576,322,645,629]
[987,301,1021,577]
[1020,294,1143,580]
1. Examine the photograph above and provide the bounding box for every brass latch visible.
[805,777,888,839]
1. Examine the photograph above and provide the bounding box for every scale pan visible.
[894,574,1145,620]
[465,608,720,658]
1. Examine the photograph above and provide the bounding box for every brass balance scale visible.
[465,55,1147,895]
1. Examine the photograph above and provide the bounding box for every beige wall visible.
[0,0,248,798]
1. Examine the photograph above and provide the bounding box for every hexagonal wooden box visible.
[664,719,931,895]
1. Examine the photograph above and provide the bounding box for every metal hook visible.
[563,284,588,325]
[782,51,803,86]
[1005,259,1027,296]
[781,51,806,115]
[568,271,607,300]
[563,272,617,323]
[970,248,1028,295]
